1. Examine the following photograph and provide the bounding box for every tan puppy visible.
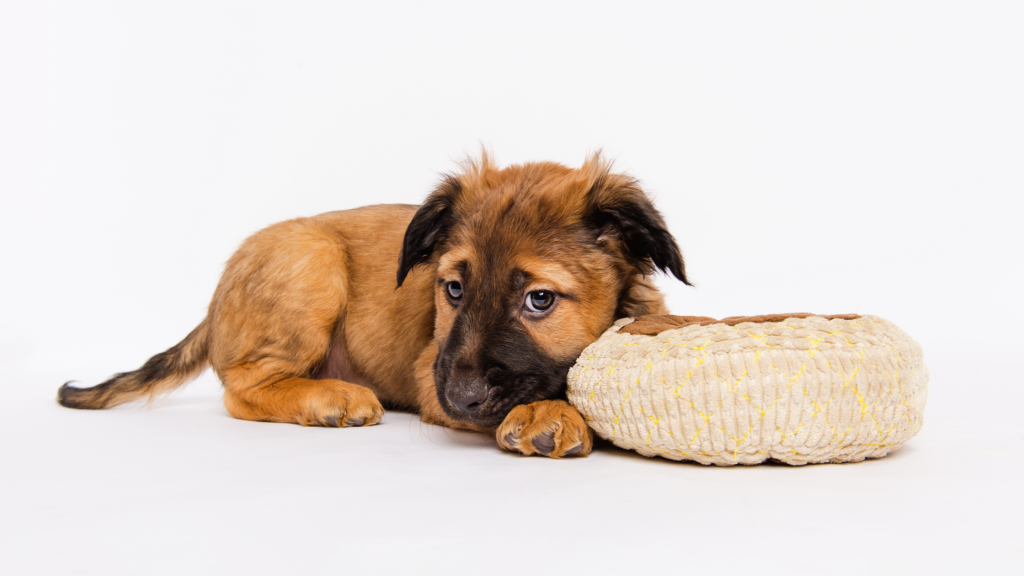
[58,153,689,458]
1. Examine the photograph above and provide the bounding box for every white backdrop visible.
[2,1,1022,574]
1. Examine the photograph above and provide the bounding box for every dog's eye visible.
[525,290,555,313]
[445,281,464,303]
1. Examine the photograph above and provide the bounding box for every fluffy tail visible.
[58,319,211,410]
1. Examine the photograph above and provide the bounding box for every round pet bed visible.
[567,314,928,465]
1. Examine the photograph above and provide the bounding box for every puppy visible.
[58,153,689,458]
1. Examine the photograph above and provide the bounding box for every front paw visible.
[496,400,593,458]
[303,380,384,428]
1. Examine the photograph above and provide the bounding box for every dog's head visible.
[396,153,689,427]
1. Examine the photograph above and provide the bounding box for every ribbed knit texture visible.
[567,315,928,465]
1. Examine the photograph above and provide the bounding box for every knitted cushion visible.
[566,314,928,465]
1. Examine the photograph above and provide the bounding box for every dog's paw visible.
[301,380,384,428]
[496,399,593,458]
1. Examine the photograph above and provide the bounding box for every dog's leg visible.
[208,216,383,427]
[496,400,593,458]
[222,373,383,427]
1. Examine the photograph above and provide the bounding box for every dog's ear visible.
[397,175,462,287]
[586,174,691,285]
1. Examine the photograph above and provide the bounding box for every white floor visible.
[4,352,1020,575]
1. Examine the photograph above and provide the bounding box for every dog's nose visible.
[446,377,489,415]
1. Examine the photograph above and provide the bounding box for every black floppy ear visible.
[396,176,462,287]
[587,175,691,285]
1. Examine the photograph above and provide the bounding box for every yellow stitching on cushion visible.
[687,402,718,445]
[714,369,748,390]
[731,409,770,459]
[839,366,860,390]
[789,364,808,385]
[842,367,887,439]
[692,338,713,351]
[749,332,774,348]
[674,355,704,396]
[644,413,661,446]
[801,388,831,416]
[807,336,824,358]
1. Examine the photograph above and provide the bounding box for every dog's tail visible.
[57,319,211,410]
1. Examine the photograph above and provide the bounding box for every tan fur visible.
[496,400,594,459]
[207,206,433,423]
[59,153,688,459]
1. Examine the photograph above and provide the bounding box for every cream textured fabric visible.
[567,315,928,465]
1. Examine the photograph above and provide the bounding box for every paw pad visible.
[532,431,555,455]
